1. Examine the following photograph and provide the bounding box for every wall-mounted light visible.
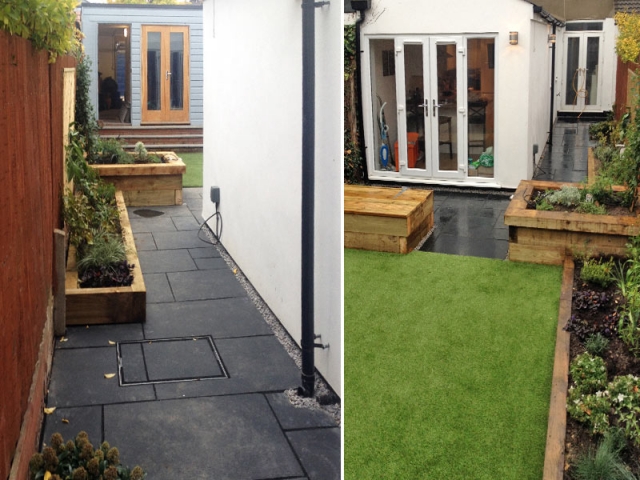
[509,31,519,45]
[124,27,128,38]
[548,33,556,45]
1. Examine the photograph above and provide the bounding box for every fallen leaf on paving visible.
[108,340,116,345]
[193,338,197,341]
[44,407,56,415]
[59,337,68,342]
[62,418,69,424]
[233,268,237,274]
[86,325,89,329]
[104,373,116,379]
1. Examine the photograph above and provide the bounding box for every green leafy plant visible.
[29,431,145,480]
[585,333,611,357]
[133,141,149,163]
[535,199,554,211]
[75,55,100,163]
[76,231,127,273]
[609,375,640,447]
[572,428,637,480]
[580,257,615,287]
[0,0,79,62]
[567,386,611,435]
[570,353,609,394]
[576,202,607,215]
[547,185,582,207]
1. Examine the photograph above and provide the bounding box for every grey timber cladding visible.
[615,0,640,11]
[80,3,203,127]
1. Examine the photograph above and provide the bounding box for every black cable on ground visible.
[198,206,223,245]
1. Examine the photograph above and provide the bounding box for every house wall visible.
[202,0,342,393]
[360,0,545,188]
[81,4,203,126]
[527,19,554,179]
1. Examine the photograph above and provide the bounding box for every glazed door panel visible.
[141,25,190,124]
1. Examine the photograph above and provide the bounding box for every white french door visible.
[562,32,603,112]
[395,36,465,180]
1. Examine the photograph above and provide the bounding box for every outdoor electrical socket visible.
[210,186,220,206]
[533,144,539,155]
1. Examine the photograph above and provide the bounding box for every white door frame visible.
[561,31,604,112]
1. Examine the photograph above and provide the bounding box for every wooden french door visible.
[141,25,190,124]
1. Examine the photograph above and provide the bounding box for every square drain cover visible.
[117,336,228,386]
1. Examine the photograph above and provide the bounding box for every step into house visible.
[99,125,203,152]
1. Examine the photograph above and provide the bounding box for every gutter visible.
[354,8,368,181]
[299,0,329,398]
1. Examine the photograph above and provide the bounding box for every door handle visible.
[166,70,172,80]
[432,99,442,117]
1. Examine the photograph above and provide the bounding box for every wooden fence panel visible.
[0,29,75,480]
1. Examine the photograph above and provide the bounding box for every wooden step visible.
[100,126,203,136]
[101,134,203,145]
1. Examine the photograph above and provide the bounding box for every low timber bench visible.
[344,185,433,254]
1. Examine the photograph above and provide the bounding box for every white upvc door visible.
[562,32,604,112]
[395,36,465,180]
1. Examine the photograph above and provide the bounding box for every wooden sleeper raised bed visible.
[505,180,640,265]
[65,191,146,325]
[91,152,186,206]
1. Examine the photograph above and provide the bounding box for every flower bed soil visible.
[563,261,640,478]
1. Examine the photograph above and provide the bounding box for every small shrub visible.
[570,352,608,394]
[547,185,582,207]
[576,202,607,215]
[29,432,144,480]
[580,257,615,287]
[609,375,640,447]
[567,386,611,435]
[572,428,636,480]
[134,141,148,163]
[585,333,610,357]
[573,290,611,312]
[76,232,127,273]
[536,199,554,211]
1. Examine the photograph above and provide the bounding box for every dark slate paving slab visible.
[56,324,144,349]
[194,257,228,270]
[154,336,300,399]
[132,232,157,251]
[144,273,174,303]
[41,406,102,449]
[172,216,201,231]
[266,393,337,430]
[138,249,197,274]
[167,269,245,301]
[142,338,224,381]
[188,246,221,259]
[104,395,304,480]
[421,234,508,260]
[120,343,148,384]
[182,187,203,199]
[48,348,155,407]
[184,198,203,212]
[286,428,341,480]
[144,298,272,339]
[153,231,211,250]
[138,204,194,217]
[129,216,177,233]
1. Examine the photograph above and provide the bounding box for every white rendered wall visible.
[527,20,555,181]
[202,0,342,394]
[360,0,539,189]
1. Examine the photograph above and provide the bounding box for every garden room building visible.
[348,0,617,189]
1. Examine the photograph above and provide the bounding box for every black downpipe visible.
[300,0,316,398]
[548,23,557,146]
[354,9,368,181]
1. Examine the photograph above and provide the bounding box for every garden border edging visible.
[543,256,574,480]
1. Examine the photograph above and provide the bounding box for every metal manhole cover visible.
[117,336,228,386]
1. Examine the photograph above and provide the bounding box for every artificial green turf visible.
[344,249,563,480]
[180,152,203,188]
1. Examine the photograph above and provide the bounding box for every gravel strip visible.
[198,223,341,426]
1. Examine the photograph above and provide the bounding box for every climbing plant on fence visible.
[344,24,365,184]
[0,0,78,61]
